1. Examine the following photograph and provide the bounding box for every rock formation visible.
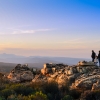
[32,61,100,90]
[7,64,34,82]
[7,60,100,91]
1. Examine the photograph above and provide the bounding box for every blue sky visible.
[0,0,100,58]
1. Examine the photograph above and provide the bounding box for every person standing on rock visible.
[97,51,100,67]
[91,50,96,62]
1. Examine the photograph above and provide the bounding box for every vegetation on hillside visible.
[0,73,100,100]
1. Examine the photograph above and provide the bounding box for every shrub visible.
[30,81,46,91]
[61,95,73,100]
[0,96,6,100]
[10,84,34,96]
[28,91,48,100]
[60,82,69,95]
[69,89,82,99]
[1,89,13,99]
[0,73,9,85]
[44,81,58,94]
[7,95,17,100]
[7,94,29,100]
[47,93,53,100]
[80,90,100,100]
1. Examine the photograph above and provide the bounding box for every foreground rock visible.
[7,64,34,82]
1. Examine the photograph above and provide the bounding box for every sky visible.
[0,0,100,58]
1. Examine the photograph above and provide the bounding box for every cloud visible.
[12,29,52,34]
[35,29,51,32]
[0,27,53,35]
[12,30,35,34]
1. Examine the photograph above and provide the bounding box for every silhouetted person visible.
[97,51,100,67]
[91,50,96,62]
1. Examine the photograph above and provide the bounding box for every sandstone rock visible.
[8,73,16,79]
[41,68,46,75]
[32,62,99,90]
[7,64,34,82]
[52,68,56,73]
[45,68,52,74]
[56,74,68,87]
[32,74,48,84]
[67,69,73,75]
[48,77,56,83]
[44,63,52,69]
[20,71,34,81]
[92,80,100,90]
[72,67,78,73]
[50,73,58,78]
[78,61,95,66]
[82,67,87,73]
[71,74,100,90]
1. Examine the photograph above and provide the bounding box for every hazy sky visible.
[0,0,100,58]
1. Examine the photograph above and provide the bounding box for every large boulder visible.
[7,64,34,82]
[20,71,34,81]
[71,74,100,90]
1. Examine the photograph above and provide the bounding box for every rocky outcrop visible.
[41,63,68,75]
[7,64,34,82]
[7,60,100,91]
[33,61,100,90]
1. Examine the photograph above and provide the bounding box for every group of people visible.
[91,50,100,66]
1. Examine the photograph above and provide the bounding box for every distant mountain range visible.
[0,53,91,64]
[0,53,91,69]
